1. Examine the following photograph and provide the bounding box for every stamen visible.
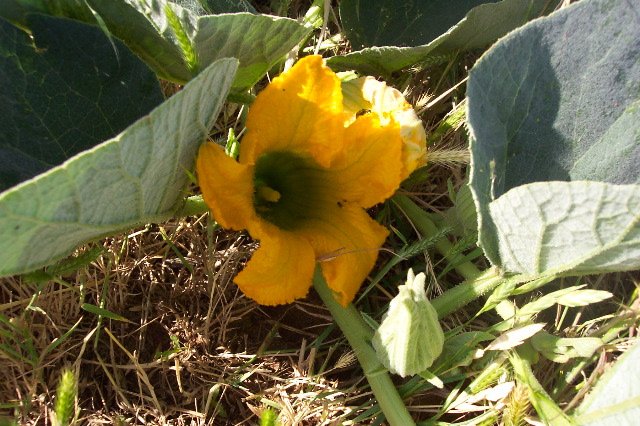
[257,185,281,203]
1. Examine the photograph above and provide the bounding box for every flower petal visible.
[235,222,316,306]
[342,76,427,176]
[300,205,389,306]
[328,113,404,209]
[196,142,255,230]
[239,55,344,168]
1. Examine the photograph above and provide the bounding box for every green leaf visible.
[0,0,44,26]
[86,0,195,83]
[488,181,640,276]
[574,340,640,425]
[0,0,95,27]
[46,246,104,277]
[485,323,545,351]
[431,331,494,374]
[199,0,256,14]
[7,0,195,64]
[467,0,640,274]
[328,0,559,75]
[81,303,131,322]
[88,1,309,87]
[554,289,612,308]
[195,13,311,88]
[510,350,574,425]
[0,15,163,191]
[445,182,478,238]
[339,0,490,50]
[532,331,603,363]
[5,0,308,87]
[0,58,238,277]
[518,285,612,319]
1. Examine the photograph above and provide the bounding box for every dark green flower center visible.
[253,151,328,230]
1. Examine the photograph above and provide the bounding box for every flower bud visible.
[372,269,444,377]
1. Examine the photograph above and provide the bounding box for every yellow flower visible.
[196,55,425,306]
[341,75,427,174]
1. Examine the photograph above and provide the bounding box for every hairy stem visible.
[179,195,209,217]
[313,268,416,426]
[393,194,480,281]
[392,194,503,318]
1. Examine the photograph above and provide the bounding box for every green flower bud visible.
[372,269,445,377]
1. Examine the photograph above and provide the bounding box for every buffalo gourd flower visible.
[196,55,426,306]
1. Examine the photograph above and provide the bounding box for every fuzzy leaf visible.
[339,0,489,50]
[86,0,197,83]
[488,181,640,276]
[467,0,640,274]
[21,0,309,87]
[0,15,163,191]
[329,0,559,75]
[0,58,238,277]
[195,13,311,88]
[575,340,640,425]
[199,0,256,13]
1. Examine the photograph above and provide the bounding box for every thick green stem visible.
[431,269,503,319]
[392,194,504,318]
[393,194,480,281]
[313,268,416,426]
[179,195,209,217]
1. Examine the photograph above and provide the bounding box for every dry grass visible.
[0,216,371,424]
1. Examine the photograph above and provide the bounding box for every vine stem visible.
[179,195,208,217]
[392,194,504,318]
[182,192,503,422]
[313,267,416,426]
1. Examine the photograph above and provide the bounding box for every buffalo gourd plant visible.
[0,0,638,424]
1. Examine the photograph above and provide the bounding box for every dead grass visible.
[0,216,373,424]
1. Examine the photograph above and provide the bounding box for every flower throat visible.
[253,151,327,230]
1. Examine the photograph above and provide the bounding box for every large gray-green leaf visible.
[86,0,195,83]
[340,0,490,50]
[328,0,558,75]
[574,340,640,425]
[489,181,640,275]
[4,0,308,87]
[0,58,238,277]
[195,13,310,88]
[0,0,94,27]
[0,14,163,192]
[0,0,195,82]
[199,0,256,13]
[467,0,640,273]
[85,1,309,87]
